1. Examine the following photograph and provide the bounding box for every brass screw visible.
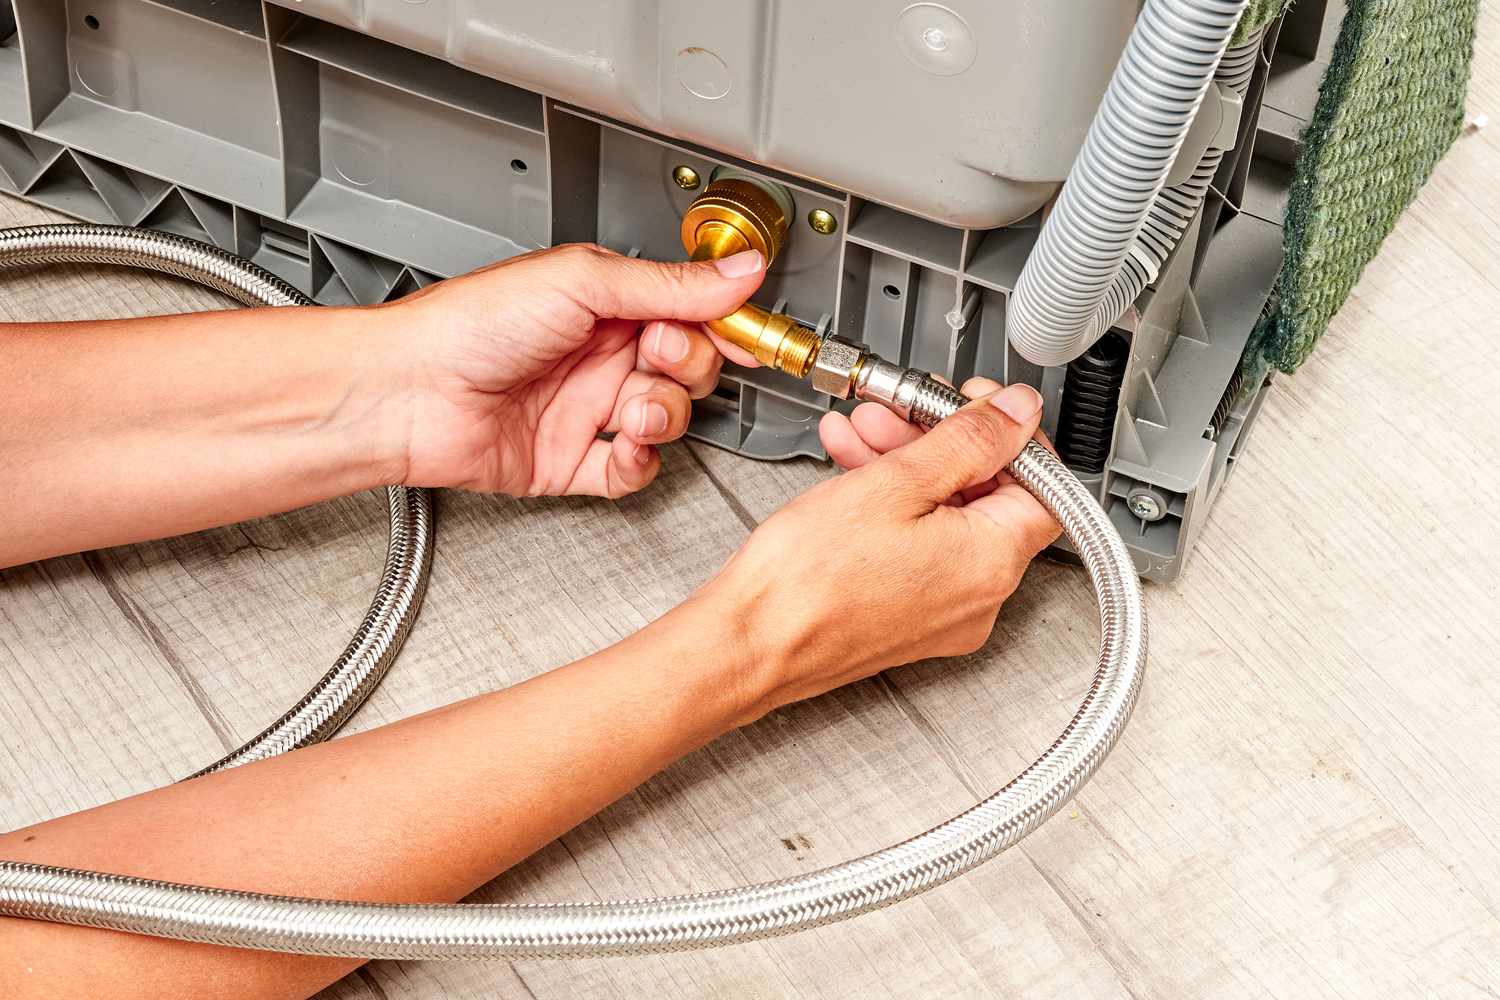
[672,165,702,191]
[808,208,838,235]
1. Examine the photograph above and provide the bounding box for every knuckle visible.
[945,407,1009,451]
[689,360,725,399]
[662,390,692,431]
[989,521,1036,578]
[1011,497,1061,554]
[649,259,697,312]
[1033,511,1063,550]
[556,242,608,267]
[550,244,616,315]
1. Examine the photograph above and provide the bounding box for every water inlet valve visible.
[680,175,958,424]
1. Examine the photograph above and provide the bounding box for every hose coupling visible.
[810,335,964,428]
[679,176,957,421]
[681,175,821,378]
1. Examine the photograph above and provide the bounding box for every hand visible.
[380,243,766,497]
[702,378,1061,719]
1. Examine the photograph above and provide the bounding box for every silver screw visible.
[1127,492,1164,521]
[922,26,950,52]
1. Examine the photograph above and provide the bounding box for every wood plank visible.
[0,201,1125,996]
[2,4,1499,993]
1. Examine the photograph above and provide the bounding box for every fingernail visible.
[638,401,669,437]
[990,384,1043,422]
[651,322,691,363]
[713,249,764,278]
[633,442,654,464]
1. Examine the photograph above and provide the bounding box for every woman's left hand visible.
[381,242,765,497]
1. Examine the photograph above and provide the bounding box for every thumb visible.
[880,383,1044,511]
[557,243,767,322]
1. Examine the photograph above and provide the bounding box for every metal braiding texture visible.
[0,223,434,778]
[0,345,1143,958]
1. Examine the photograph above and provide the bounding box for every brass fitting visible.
[680,177,821,379]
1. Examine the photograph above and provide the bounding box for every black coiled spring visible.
[1056,332,1130,474]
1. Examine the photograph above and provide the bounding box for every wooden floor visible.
[3,12,1499,997]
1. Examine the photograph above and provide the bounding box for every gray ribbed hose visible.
[0,316,1146,957]
[1008,0,1258,367]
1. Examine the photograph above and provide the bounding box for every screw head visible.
[672,165,702,191]
[1127,491,1164,521]
[808,208,838,235]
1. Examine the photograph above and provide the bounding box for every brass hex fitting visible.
[680,177,821,379]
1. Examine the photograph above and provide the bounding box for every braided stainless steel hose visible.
[0,224,434,777]
[0,250,1145,957]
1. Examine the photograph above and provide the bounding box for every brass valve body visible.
[680,178,821,378]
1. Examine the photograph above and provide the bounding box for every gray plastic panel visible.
[0,14,26,129]
[258,0,1141,231]
[0,0,1313,580]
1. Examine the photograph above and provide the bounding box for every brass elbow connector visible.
[680,177,821,379]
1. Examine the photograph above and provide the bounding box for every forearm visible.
[0,591,765,999]
[0,306,407,568]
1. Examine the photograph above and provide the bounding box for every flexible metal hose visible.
[1008,0,1256,367]
[0,296,1146,961]
[0,224,434,777]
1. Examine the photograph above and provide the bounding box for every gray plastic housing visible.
[0,0,1333,580]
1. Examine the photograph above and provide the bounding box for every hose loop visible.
[0,224,434,774]
[1009,1,1261,367]
[0,228,1145,953]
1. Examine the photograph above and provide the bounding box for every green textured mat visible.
[1233,0,1294,45]
[1250,0,1479,376]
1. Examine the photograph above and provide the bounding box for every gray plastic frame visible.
[0,0,1334,580]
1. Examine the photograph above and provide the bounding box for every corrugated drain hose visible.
[1009,0,1257,367]
[0,226,1145,958]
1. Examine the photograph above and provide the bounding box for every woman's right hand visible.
[703,378,1061,721]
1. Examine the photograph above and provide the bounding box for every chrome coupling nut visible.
[809,336,865,397]
[808,337,963,428]
[852,357,925,421]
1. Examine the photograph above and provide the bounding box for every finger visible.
[962,480,1062,558]
[947,380,1010,497]
[849,376,1012,460]
[549,243,767,323]
[958,477,1001,504]
[604,371,663,432]
[960,375,1003,397]
[705,327,760,368]
[637,321,723,398]
[563,435,661,499]
[961,377,1051,470]
[614,380,693,445]
[848,403,924,454]
[880,383,1044,514]
[819,411,880,470]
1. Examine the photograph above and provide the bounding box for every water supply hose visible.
[0,225,435,778]
[1007,0,1257,367]
[0,228,1147,958]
